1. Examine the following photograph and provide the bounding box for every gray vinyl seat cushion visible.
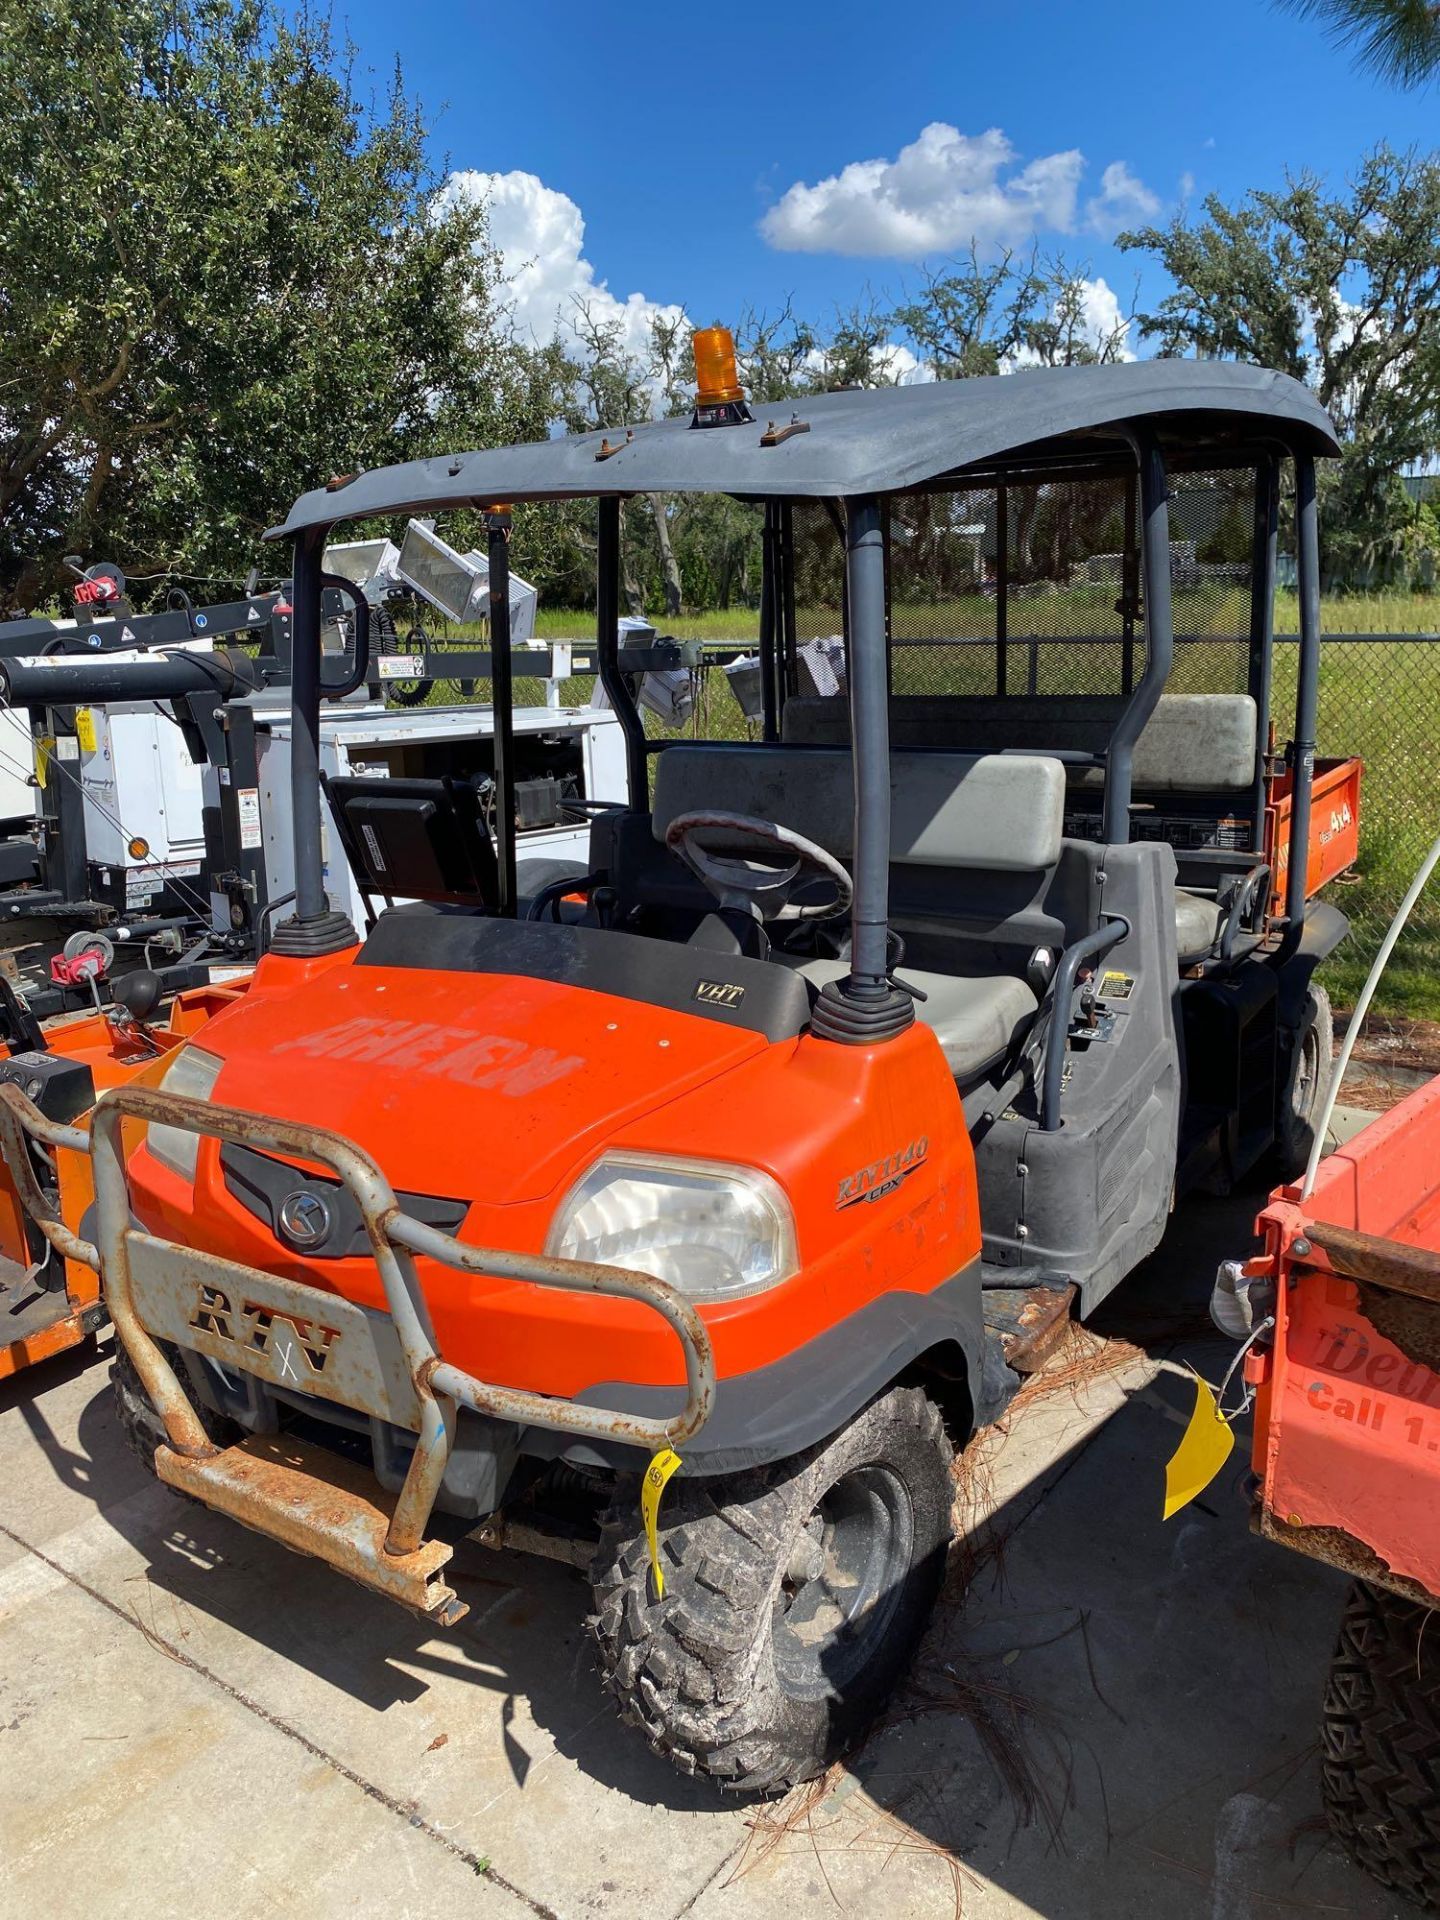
[779,956,1038,1079]
[1174,889,1223,964]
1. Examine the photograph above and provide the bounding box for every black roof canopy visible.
[266,360,1340,541]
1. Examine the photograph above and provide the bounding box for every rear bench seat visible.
[781,692,1261,966]
[651,743,1067,1081]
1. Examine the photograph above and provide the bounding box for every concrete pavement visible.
[0,1161,1420,1920]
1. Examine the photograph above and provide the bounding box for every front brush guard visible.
[0,1081,716,1621]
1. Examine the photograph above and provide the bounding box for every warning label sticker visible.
[237,786,262,850]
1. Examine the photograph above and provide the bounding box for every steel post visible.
[1286,454,1323,934]
[1103,434,1174,846]
[288,530,329,923]
[844,497,892,990]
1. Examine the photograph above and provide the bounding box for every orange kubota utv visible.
[0,348,1354,1791]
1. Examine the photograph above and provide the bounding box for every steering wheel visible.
[665,810,853,923]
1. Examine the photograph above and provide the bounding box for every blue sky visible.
[339,0,1434,368]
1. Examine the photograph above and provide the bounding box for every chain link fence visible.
[1276,624,1440,1015]
[403,482,1440,1019]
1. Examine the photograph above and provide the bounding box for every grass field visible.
[471,590,1440,1017]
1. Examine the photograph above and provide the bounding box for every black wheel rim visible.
[770,1464,914,1700]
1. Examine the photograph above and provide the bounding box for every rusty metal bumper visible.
[0,1081,716,1624]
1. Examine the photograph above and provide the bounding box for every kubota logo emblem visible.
[278,1189,331,1248]
[188,1283,341,1380]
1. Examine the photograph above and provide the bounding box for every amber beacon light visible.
[690,326,752,428]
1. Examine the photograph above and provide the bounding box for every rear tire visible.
[1275,982,1333,1180]
[589,1386,955,1793]
[112,1342,238,1483]
[1321,1578,1440,1907]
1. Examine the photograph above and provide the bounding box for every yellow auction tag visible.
[640,1447,683,1599]
[35,736,54,789]
[74,708,97,753]
[1163,1374,1235,1520]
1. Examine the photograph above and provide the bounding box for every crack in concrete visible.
[0,1515,560,1920]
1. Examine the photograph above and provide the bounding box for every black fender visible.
[521,1259,998,1477]
[1272,901,1350,1033]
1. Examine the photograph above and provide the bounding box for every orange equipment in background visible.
[0,977,248,1380]
[1247,1072,1440,1596]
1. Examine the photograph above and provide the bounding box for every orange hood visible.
[198,960,775,1207]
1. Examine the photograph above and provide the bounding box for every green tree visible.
[1121,146,1440,582]
[1276,0,1440,85]
[541,296,928,621]
[891,249,1133,377]
[0,0,544,607]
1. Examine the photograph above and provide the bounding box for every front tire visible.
[589,1386,956,1793]
[1321,1578,1440,1907]
[112,1342,239,1482]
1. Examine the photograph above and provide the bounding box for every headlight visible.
[146,1045,223,1183]
[545,1152,797,1301]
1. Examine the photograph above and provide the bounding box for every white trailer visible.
[245,696,626,931]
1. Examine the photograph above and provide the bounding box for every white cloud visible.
[873,342,937,385]
[760,123,1085,259]
[441,168,685,368]
[1084,161,1162,238]
[761,125,1162,260]
[1073,276,1134,357]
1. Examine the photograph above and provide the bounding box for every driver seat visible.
[651,742,1066,1084]
[776,955,1038,1081]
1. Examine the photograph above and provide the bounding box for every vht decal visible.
[189,1283,341,1382]
[836,1137,929,1209]
[693,979,746,1008]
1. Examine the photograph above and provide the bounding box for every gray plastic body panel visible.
[973,842,1183,1315]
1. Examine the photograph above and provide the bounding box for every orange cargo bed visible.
[1267,755,1363,904]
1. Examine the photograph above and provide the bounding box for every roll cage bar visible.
[270,408,1330,1018]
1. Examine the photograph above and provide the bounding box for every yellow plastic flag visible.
[1163,1375,1235,1520]
[640,1447,683,1599]
[35,736,54,789]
